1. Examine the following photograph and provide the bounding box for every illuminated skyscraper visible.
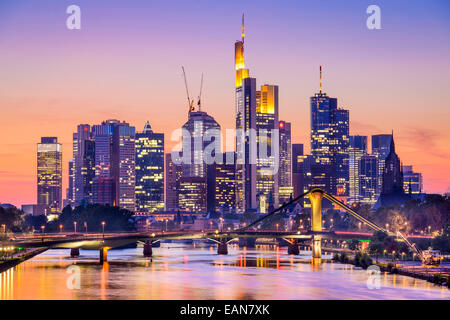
[256,85,279,212]
[135,121,164,213]
[214,153,237,213]
[278,120,291,188]
[72,124,94,206]
[381,134,403,195]
[37,137,62,214]
[359,155,378,204]
[235,15,256,212]
[181,111,221,178]
[92,120,136,211]
[310,67,349,195]
[348,135,367,204]
[165,153,182,211]
[372,134,392,197]
[178,177,207,212]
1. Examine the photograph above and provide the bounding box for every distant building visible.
[359,155,378,205]
[214,153,237,213]
[72,124,94,206]
[279,120,292,189]
[291,143,304,198]
[178,177,207,212]
[402,165,423,194]
[37,137,62,214]
[135,121,164,212]
[165,153,182,211]
[348,135,367,204]
[372,134,392,197]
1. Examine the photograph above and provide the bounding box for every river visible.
[0,242,448,300]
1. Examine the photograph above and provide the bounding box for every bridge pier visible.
[143,240,153,257]
[287,239,299,255]
[312,236,322,264]
[238,237,256,248]
[99,247,108,264]
[70,248,80,258]
[217,239,228,255]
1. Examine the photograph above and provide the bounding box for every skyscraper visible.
[37,137,62,214]
[372,134,392,197]
[135,121,164,213]
[310,66,349,195]
[214,152,237,213]
[91,120,136,211]
[178,177,207,212]
[181,110,221,178]
[359,155,378,204]
[291,143,304,198]
[72,124,94,206]
[235,15,257,212]
[256,84,279,212]
[165,153,182,211]
[348,135,368,204]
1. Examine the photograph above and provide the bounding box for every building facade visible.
[37,137,62,214]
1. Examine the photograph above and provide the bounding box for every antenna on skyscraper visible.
[319,65,322,94]
[242,12,245,43]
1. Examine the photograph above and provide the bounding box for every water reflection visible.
[0,243,448,300]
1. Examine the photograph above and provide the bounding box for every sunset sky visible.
[0,0,449,207]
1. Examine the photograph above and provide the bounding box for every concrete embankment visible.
[0,248,47,273]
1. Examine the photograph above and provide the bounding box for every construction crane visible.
[197,73,203,111]
[182,66,194,113]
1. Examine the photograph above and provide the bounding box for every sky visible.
[0,0,449,207]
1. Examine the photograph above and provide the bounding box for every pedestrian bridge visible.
[3,188,428,264]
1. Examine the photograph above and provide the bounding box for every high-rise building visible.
[214,152,237,213]
[165,153,182,211]
[67,159,74,206]
[181,111,221,178]
[402,165,423,194]
[72,124,94,206]
[291,143,304,198]
[359,155,378,205]
[372,134,392,197]
[135,121,164,213]
[256,84,279,212]
[279,120,291,188]
[37,137,62,214]
[310,67,349,195]
[91,120,136,211]
[297,154,317,208]
[178,177,207,212]
[348,135,368,204]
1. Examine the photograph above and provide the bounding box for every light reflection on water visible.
[0,243,448,300]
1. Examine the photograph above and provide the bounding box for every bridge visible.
[2,188,429,264]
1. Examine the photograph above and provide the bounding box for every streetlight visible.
[73,221,77,234]
[276,223,279,231]
[84,221,87,233]
[101,221,106,238]
[59,224,63,233]
[385,223,389,232]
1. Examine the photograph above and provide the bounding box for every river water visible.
[0,242,448,300]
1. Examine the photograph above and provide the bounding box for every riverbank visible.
[0,247,47,273]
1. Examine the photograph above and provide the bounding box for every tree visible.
[0,207,27,232]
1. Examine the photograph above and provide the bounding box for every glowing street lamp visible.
[276,223,279,231]
[59,224,63,233]
[73,221,77,233]
[84,221,87,233]
[101,221,106,238]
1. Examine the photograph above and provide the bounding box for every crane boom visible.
[197,73,203,111]
[182,66,194,112]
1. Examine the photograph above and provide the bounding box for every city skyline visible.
[1,0,450,206]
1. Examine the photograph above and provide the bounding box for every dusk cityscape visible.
[0,0,448,306]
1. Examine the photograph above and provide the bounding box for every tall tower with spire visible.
[381,131,404,195]
[235,13,257,212]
